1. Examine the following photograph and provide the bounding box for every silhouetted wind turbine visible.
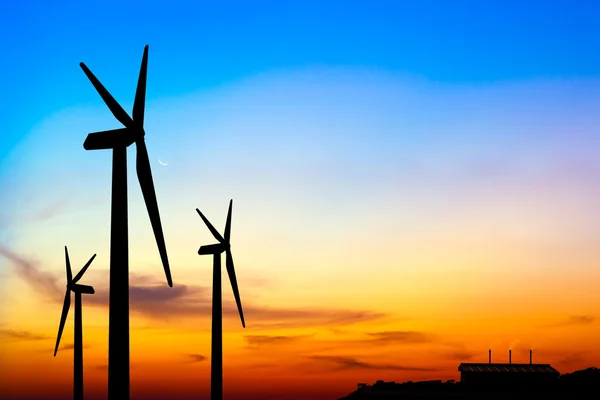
[54,246,96,400]
[79,45,173,400]
[196,199,245,400]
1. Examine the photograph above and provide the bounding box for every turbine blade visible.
[136,139,173,287]
[224,199,233,243]
[195,208,224,243]
[80,62,134,128]
[133,45,148,126]
[83,128,135,150]
[72,254,96,284]
[54,290,71,356]
[226,250,245,328]
[198,243,223,255]
[65,246,72,284]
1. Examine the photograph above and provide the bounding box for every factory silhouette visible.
[341,349,599,399]
[458,349,559,386]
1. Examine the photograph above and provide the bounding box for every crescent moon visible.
[158,158,168,166]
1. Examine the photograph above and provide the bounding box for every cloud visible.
[242,308,385,329]
[0,245,61,301]
[244,334,310,347]
[443,350,477,361]
[318,330,437,352]
[0,329,49,341]
[38,343,91,354]
[547,315,595,327]
[558,352,586,366]
[95,364,108,370]
[239,331,439,356]
[2,246,385,328]
[366,331,435,344]
[27,200,69,223]
[186,354,207,363]
[309,355,438,372]
[60,343,91,351]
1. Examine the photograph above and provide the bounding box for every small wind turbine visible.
[196,199,245,400]
[54,246,96,400]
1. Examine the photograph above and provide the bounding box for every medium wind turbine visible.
[54,246,96,400]
[79,45,173,400]
[196,199,245,400]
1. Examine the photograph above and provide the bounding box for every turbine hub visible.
[134,126,145,140]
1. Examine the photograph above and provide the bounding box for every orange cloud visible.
[1,246,386,328]
[546,315,596,328]
[185,354,207,363]
[307,355,439,372]
[366,331,435,344]
[244,334,312,348]
[0,329,50,341]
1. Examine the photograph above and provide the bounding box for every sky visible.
[1,1,600,399]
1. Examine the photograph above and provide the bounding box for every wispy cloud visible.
[0,329,49,341]
[321,331,437,350]
[60,343,91,351]
[244,334,311,347]
[0,245,61,301]
[39,343,91,354]
[366,331,435,344]
[558,352,587,366]
[547,315,596,328]
[186,354,207,363]
[27,200,69,223]
[308,355,438,372]
[443,350,477,361]
[1,246,386,328]
[242,331,437,355]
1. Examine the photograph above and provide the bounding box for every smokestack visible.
[530,350,532,364]
[488,349,491,364]
[509,349,512,364]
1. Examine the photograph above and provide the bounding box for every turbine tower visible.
[54,246,96,400]
[196,199,245,400]
[79,45,173,400]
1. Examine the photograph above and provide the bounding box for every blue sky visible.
[2,1,600,161]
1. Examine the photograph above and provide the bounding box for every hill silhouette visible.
[338,367,600,400]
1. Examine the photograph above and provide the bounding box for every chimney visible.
[509,349,512,364]
[530,350,532,364]
[488,349,491,364]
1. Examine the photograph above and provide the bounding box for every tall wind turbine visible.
[196,199,245,400]
[54,246,96,400]
[79,45,173,400]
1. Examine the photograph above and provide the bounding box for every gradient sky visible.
[2,1,600,400]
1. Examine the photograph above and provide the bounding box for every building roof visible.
[458,363,559,374]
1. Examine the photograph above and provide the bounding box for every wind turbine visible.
[196,199,245,400]
[79,45,173,400]
[54,246,96,400]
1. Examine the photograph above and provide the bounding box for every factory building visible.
[458,349,560,387]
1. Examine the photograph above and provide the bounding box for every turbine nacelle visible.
[68,283,96,295]
[198,243,230,255]
[83,128,137,150]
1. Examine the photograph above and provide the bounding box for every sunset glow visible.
[2,2,600,400]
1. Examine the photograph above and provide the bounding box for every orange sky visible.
[1,235,599,400]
